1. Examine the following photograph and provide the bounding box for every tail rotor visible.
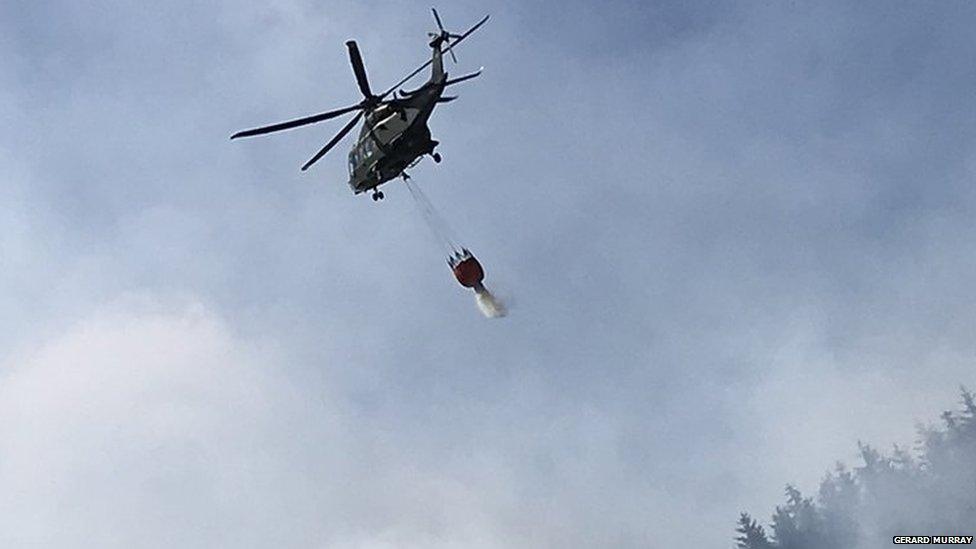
[429,7,463,63]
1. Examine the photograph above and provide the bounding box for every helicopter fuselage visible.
[346,78,445,195]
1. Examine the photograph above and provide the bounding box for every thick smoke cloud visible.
[0,300,521,548]
[736,389,976,548]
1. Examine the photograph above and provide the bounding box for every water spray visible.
[406,179,507,318]
[448,249,507,318]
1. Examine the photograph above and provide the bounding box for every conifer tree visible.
[735,387,976,547]
[735,513,773,549]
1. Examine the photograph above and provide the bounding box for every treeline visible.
[736,388,976,548]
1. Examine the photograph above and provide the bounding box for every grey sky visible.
[2,1,975,547]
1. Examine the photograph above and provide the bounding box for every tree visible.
[735,513,773,549]
[735,387,976,548]
[817,465,859,547]
[770,485,829,549]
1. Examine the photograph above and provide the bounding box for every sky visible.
[1,1,976,547]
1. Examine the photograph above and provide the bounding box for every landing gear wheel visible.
[377,191,384,200]
[432,152,442,163]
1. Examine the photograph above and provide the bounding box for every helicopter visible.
[231,9,489,201]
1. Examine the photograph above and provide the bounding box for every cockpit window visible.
[360,139,376,159]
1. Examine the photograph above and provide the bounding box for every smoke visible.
[475,286,507,318]
[736,388,976,549]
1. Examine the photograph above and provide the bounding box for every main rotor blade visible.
[380,14,489,99]
[301,110,363,171]
[443,14,489,56]
[443,68,482,87]
[346,41,373,98]
[231,104,361,139]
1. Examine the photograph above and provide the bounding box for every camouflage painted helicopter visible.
[231,9,489,201]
